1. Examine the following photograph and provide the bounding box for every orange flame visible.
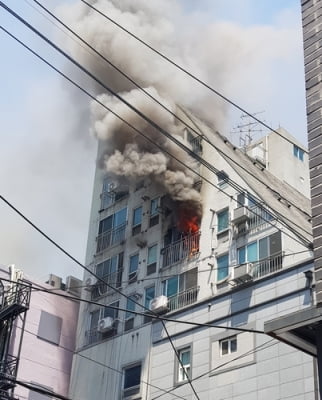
[177,214,200,233]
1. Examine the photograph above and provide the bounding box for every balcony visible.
[162,232,200,268]
[168,286,199,312]
[96,223,126,253]
[234,206,273,236]
[91,269,123,299]
[252,252,283,280]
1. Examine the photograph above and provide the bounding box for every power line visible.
[151,339,278,400]
[0,5,312,250]
[0,276,265,334]
[28,0,311,220]
[14,325,187,400]
[8,377,71,400]
[78,0,304,151]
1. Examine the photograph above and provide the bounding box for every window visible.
[147,244,158,275]
[177,347,191,383]
[237,231,282,264]
[100,178,129,209]
[132,206,142,236]
[217,254,229,281]
[237,192,257,208]
[217,209,229,233]
[101,301,119,337]
[93,253,123,298]
[216,171,229,188]
[124,296,136,331]
[129,253,139,283]
[123,364,141,398]
[162,269,198,311]
[97,208,127,252]
[150,198,160,227]
[144,286,155,323]
[220,336,237,356]
[293,145,304,161]
[86,309,100,345]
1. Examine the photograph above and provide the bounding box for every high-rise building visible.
[69,107,316,399]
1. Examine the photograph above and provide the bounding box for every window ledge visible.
[217,229,229,237]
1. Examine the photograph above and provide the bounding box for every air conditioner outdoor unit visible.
[232,206,249,224]
[84,276,98,291]
[107,182,117,193]
[232,263,253,284]
[150,295,168,314]
[98,317,114,333]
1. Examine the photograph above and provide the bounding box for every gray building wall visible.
[302,0,322,305]
[149,262,316,400]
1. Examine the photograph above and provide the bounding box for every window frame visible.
[216,253,229,282]
[147,244,158,275]
[217,208,229,234]
[219,335,237,357]
[143,285,155,324]
[132,206,143,236]
[175,346,192,385]
[293,144,304,161]
[149,197,160,227]
[216,170,229,188]
[124,296,136,331]
[129,253,139,284]
[123,362,142,398]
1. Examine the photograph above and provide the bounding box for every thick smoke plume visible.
[60,0,296,214]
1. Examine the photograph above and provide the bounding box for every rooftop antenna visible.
[231,111,266,150]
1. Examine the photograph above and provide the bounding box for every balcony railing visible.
[92,269,123,299]
[96,223,126,253]
[252,252,283,280]
[247,206,273,232]
[162,232,200,268]
[168,286,199,312]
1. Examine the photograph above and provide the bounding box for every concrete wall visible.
[149,261,316,400]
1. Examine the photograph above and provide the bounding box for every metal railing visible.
[96,223,126,253]
[162,232,200,268]
[168,286,199,312]
[85,328,101,346]
[251,252,283,279]
[92,269,123,298]
[247,206,273,232]
[0,356,17,390]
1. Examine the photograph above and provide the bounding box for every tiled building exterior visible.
[69,108,316,399]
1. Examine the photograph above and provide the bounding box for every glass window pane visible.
[167,276,178,297]
[129,254,139,274]
[181,350,190,365]
[230,338,237,353]
[150,198,159,216]
[144,286,155,309]
[126,297,135,319]
[217,209,228,232]
[217,254,229,280]
[238,247,246,264]
[148,245,157,264]
[114,208,127,227]
[133,207,142,226]
[259,237,268,260]
[124,365,141,389]
[247,242,258,262]
[110,256,117,273]
[221,340,228,355]
[99,215,113,234]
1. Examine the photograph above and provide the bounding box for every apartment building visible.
[68,105,317,399]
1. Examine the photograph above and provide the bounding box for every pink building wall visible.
[0,268,79,400]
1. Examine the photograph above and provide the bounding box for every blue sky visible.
[0,1,307,281]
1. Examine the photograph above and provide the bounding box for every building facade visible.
[0,266,80,400]
[69,107,316,399]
